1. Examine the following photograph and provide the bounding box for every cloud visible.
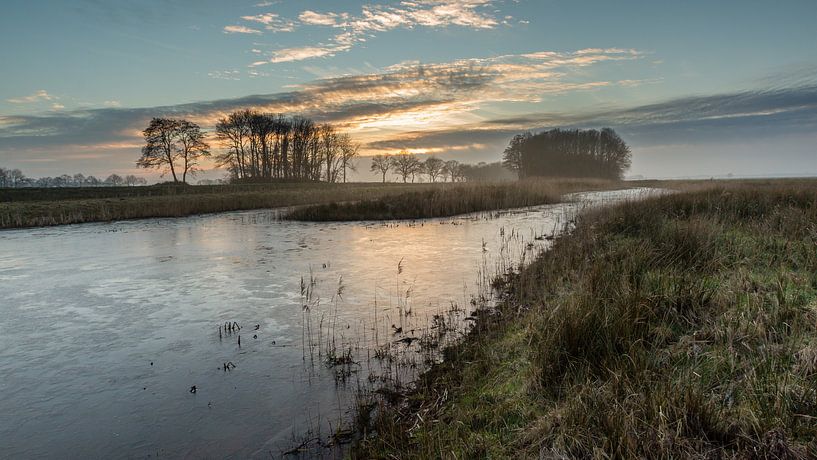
[364,84,817,157]
[4,48,815,175]
[299,10,345,26]
[7,90,58,104]
[265,45,348,64]
[223,25,262,35]
[240,13,296,32]
[237,0,506,65]
[0,49,646,156]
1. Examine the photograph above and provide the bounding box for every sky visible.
[1,0,816,181]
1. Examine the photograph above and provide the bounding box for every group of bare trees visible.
[0,167,147,188]
[137,118,210,183]
[502,128,631,180]
[214,110,359,182]
[0,168,26,187]
[369,151,464,183]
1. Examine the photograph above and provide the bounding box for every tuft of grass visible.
[286,178,617,221]
[353,184,817,459]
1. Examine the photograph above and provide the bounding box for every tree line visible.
[369,151,465,183]
[137,111,361,183]
[502,128,631,180]
[0,168,147,188]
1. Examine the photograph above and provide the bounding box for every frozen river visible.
[0,188,658,458]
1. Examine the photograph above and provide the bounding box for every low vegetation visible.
[286,178,616,221]
[0,182,445,229]
[354,184,817,458]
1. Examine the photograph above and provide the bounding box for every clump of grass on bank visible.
[354,185,817,458]
[286,178,615,221]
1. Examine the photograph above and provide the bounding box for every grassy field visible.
[285,178,616,221]
[0,179,617,229]
[353,183,817,458]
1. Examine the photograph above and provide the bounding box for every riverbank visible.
[0,179,615,229]
[353,184,817,458]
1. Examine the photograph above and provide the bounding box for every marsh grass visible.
[352,184,817,458]
[285,178,616,221]
[0,182,452,229]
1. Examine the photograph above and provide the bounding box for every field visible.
[353,182,817,458]
[0,179,616,229]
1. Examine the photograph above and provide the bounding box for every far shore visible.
[3,177,816,230]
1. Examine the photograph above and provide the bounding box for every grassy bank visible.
[285,178,615,221]
[354,185,817,458]
[0,182,452,229]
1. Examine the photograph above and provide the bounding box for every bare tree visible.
[390,151,421,183]
[338,133,359,183]
[105,174,124,186]
[424,156,445,182]
[137,118,182,182]
[370,154,392,183]
[442,160,460,182]
[125,175,147,186]
[177,120,210,183]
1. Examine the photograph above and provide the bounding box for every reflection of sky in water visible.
[0,188,659,458]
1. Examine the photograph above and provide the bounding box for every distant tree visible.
[0,168,8,187]
[72,173,85,187]
[507,128,630,179]
[459,161,516,182]
[8,169,26,187]
[84,175,100,187]
[442,160,461,182]
[137,118,183,182]
[390,151,421,183]
[176,120,210,183]
[124,175,147,186]
[338,133,360,183]
[502,133,530,179]
[370,154,392,183]
[105,174,124,186]
[423,156,445,182]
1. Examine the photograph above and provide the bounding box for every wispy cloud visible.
[7,90,58,104]
[223,25,262,35]
[0,48,648,155]
[5,49,813,173]
[240,13,296,32]
[235,0,506,65]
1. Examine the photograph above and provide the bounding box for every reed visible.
[285,178,617,221]
[0,182,450,229]
[353,182,817,458]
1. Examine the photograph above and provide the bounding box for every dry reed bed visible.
[286,178,616,221]
[353,184,817,458]
[0,183,443,229]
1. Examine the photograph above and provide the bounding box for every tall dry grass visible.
[286,178,616,221]
[0,182,448,229]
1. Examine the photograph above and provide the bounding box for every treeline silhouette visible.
[215,110,359,182]
[503,128,631,180]
[0,168,146,188]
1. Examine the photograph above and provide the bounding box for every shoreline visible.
[0,179,617,229]
[351,183,817,458]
